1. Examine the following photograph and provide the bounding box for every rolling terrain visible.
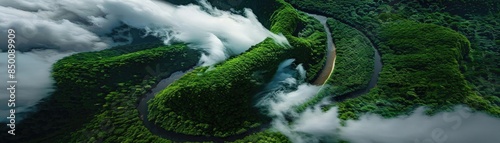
[1,0,499,143]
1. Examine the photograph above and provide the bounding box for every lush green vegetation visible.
[61,44,200,143]
[297,12,330,81]
[5,0,499,142]
[324,19,374,97]
[233,131,291,143]
[281,1,500,142]
[148,0,328,137]
[332,21,500,120]
[1,0,326,142]
[286,0,500,101]
[68,77,170,143]
[52,44,198,98]
[297,18,376,112]
[0,43,200,142]
[67,78,173,143]
[415,0,500,15]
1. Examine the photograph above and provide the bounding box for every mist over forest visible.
[1,0,499,143]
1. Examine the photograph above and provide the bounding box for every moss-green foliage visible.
[296,12,330,81]
[54,42,162,63]
[0,43,199,143]
[333,21,500,120]
[415,0,500,15]
[69,78,172,143]
[395,10,500,98]
[52,44,198,97]
[232,130,291,143]
[282,2,500,142]
[296,13,324,38]
[378,21,471,101]
[61,45,200,143]
[325,19,374,96]
[395,5,500,99]
[285,0,380,41]
[269,3,299,35]
[408,12,500,98]
[287,0,500,101]
[297,18,375,112]
[148,0,327,137]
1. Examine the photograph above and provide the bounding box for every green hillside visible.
[333,21,500,120]
[148,0,328,137]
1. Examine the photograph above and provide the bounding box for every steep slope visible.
[148,0,328,137]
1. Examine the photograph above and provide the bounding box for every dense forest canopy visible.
[286,0,500,98]
[2,0,499,142]
[148,0,329,137]
[1,43,201,142]
[331,20,500,124]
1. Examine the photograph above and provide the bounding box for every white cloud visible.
[340,106,500,143]
[258,60,500,143]
[0,51,72,123]
[0,0,287,122]
[0,0,288,65]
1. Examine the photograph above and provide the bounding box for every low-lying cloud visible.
[0,0,288,65]
[256,59,336,143]
[0,1,112,52]
[339,106,500,143]
[257,60,500,143]
[0,0,287,122]
[0,51,72,123]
